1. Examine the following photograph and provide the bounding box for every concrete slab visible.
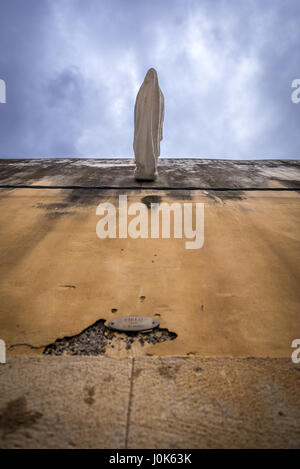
[0,356,299,448]
[0,158,299,189]
[0,356,131,449]
[128,357,300,449]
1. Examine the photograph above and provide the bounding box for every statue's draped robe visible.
[133,68,164,180]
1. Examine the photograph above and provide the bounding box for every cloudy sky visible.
[0,0,299,159]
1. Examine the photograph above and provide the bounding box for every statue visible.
[133,68,164,181]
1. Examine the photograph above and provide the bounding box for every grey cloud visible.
[0,0,299,158]
[47,67,83,106]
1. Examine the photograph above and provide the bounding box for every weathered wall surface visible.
[0,159,299,357]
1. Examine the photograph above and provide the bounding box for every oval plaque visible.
[107,316,160,332]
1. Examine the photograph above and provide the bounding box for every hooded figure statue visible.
[133,68,164,181]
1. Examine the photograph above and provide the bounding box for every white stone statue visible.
[133,68,164,180]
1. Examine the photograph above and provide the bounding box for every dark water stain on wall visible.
[0,396,42,437]
[141,195,162,208]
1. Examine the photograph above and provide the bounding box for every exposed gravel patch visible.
[43,319,177,356]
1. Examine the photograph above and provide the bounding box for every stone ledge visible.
[0,356,299,448]
[0,158,299,189]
